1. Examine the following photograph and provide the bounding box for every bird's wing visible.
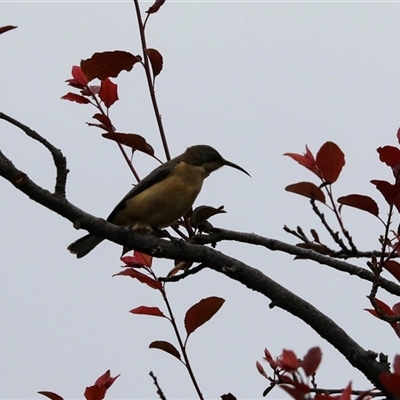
[106,159,178,223]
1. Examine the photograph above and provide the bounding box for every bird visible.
[67,144,250,258]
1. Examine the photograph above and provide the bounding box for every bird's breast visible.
[113,162,207,229]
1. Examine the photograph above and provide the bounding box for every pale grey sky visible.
[2,2,400,399]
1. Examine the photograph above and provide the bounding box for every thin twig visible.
[0,112,68,197]
[322,185,358,252]
[86,85,141,182]
[283,225,312,243]
[149,371,167,400]
[133,0,170,161]
[193,228,400,296]
[160,264,206,282]
[368,206,395,314]
[310,199,349,252]
[160,286,204,400]
[342,228,358,253]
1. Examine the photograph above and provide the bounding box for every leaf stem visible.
[87,84,141,182]
[324,184,357,252]
[133,0,171,161]
[160,287,205,400]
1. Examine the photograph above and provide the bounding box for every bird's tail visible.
[67,234,104,258]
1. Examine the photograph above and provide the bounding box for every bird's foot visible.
[151,228,173,239]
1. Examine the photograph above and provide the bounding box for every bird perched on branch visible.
[68,144,250,258]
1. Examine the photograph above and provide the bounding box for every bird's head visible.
[182,145,250,177]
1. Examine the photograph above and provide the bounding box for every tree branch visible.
[193,229,400,296]
[0,112,68,197]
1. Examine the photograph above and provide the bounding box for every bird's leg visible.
[151,227,173,239]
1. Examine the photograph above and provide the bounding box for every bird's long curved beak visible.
[224,160,251,177]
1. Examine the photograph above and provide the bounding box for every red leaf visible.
[337,194,379,217]
[84,371,120,400]
[133,250,153,267]
[370,180,391,203]
[37,392,64,400]
[278,349,301,372]
[130,306,165,317]
[315,395,334,400]
[285,182,325,203]
[94,370,111,387]
[380,372,400,395]
[393,303,400,316]
[146,48,163,77]
[66,79,85,90]
[397,128,400,145]
[149,340,181,360]
[81,51,141,81]
[167,261,193,277]
[102,132,154,157]
[87,123,109,130]
[284,145,319,176]
[263,348,279,369]
[256,361,268,378]
[99,78,118,108]
[302,347,322,376]
[221,394,237,400]
[146,0,166,14]
[94,370,120,390]
[80,85,100,96]
[371,180,400,210]
[113,269,162,290]
[92,114,113,132]
[84,385,106,400]
[377,146,400,168]
[121,256,146,268]
[71,65,88,86]
[338,383,352,400]
[61,92,90,104]
[190,205,226,228]
[184,296,225,336]
[394,355,400,376]
[88,85,101,95]
[316,141,345,183]
[365,297,396,319]
[383,260,400,283]
[0,25,17,35]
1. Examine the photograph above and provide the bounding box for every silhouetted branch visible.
[193,228,400,296]
[283,225,313,244]
[149,371,167,400]
[133,0,170,161]
[160,264,206,282]
[310,199,351,252]
[0,112,68,197]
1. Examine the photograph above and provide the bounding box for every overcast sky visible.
[2,1,400,399]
